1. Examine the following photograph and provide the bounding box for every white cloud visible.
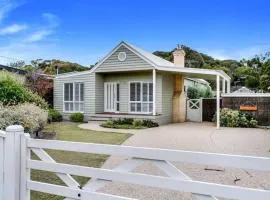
[23,12,59,43]
[201,44,270,61]
[0,0,21,23]
[42,12,59,28]
[24,30,53,43]
[0,23,27,35]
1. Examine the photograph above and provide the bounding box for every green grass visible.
[31,122,131,200]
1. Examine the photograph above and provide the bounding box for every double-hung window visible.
[64,83,84,112]
[129,82,153,113]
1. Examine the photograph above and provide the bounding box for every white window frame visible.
[129,81,153,114]
[63,82,84,113]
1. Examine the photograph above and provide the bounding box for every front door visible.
[104,82,119,112]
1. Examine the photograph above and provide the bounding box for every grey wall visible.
[54,73,96,121]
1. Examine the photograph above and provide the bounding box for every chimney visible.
[173,44,185,67]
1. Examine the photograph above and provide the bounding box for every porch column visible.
[222,78,226,94]
[227,79,231,93]
[216,75,220,129]
[153,69,156,116]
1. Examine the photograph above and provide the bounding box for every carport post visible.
[222,78,226,94]
[216,75,220,129]
[153,69,156,116]
[227,79,231,93]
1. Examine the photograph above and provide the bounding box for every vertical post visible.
[0,131,5,200]
[153,69,156,116]
[227,79,231,93]
[222,78,226,94]
[4,125,24,200]
[216,75,220,129]
[20,133,30,200]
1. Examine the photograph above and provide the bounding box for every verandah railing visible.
[0,125,270,200]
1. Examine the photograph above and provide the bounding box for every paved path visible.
[82,122,270,199]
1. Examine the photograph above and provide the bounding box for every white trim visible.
[104,82,120,113]
[216,75,220,129]
[222,93,270,97]
[128,81,153,114]
[156,66,231,81]
[63,82,85,113]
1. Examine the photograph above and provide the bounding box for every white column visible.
[222,78,226,94]
[227,79,231,93]
[216,75,220,129]
[153,69,156,116]
[4,125,24,200]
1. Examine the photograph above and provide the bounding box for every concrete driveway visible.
[94,122,270,199]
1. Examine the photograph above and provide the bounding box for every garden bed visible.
[100,118,159,129]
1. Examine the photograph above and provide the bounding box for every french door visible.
[104,82,120,112]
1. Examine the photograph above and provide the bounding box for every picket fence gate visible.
[0,125,270,200]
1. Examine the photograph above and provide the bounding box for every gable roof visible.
[56,41,231,81]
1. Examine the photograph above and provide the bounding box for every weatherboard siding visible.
[54,73,95,121]
[95,46,153,72]
[103,72,162,114]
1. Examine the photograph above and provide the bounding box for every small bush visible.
[133,119,143,127]
[214,108,258,128]
[48,109,63,122]
[70,113,84,122]
[0,103,48,133]
[142,120,159,128]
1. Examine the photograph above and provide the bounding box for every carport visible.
[154,66,231,128]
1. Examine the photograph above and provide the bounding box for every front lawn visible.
[31,122,131,200]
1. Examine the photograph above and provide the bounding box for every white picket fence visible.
[1,125,270,200]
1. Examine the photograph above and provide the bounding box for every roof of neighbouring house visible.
[0,64,27,75]
[232,87,254,94]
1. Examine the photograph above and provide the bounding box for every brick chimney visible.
[173,44,185,67]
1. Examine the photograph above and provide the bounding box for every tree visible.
[9,61,25,69]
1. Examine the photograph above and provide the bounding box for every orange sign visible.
[240,106,257,111]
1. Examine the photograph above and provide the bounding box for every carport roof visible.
[156,65,231,81]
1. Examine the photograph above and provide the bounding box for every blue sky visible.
[0,0,270,66]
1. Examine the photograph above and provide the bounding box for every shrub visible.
[70,113,84,122]
[0,103,48,133]
[0,71,48,109]
[215,108,258,128]
[132,119,143,127]
[187,85,213,99]
[48,109,63,122]
[142,120,159,128]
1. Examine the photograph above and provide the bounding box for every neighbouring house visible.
[0,64,27,76]
[54,41,231,127]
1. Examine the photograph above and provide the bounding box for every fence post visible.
[20,133,30,200]
[4,125,24,200]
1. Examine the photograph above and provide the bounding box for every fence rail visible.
[0,125,270,200]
